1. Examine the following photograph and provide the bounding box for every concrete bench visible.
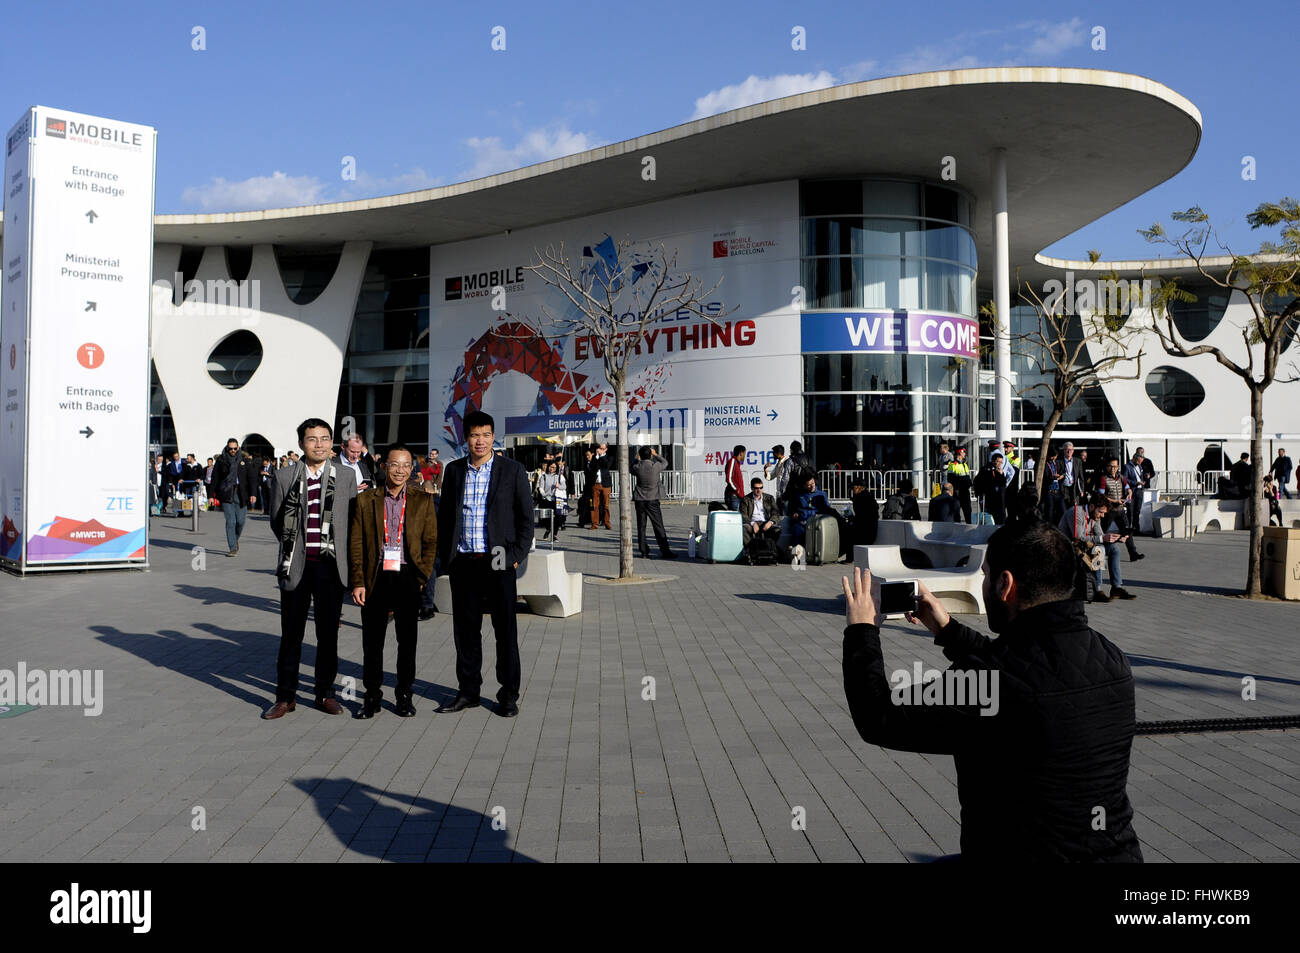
[1149,496,1300,538]
[433,550,583,618]
[854,543,987,615]
[875,519,998,549]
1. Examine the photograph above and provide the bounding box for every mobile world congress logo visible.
[7,117,29,155]
[44,115,143,149]
[444,266,526,301]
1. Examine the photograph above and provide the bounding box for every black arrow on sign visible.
[85,301,96,312]
[79,426,94,439]
[85,210,98,223]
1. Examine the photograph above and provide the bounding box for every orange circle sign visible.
[77,343,104,369]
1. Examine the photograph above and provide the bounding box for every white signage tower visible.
[1,107,156,573]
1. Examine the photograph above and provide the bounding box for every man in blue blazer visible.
[436,411,534,717]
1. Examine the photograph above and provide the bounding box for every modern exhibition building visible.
[8,67,1296,490]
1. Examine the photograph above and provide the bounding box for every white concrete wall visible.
[151,241,371,457]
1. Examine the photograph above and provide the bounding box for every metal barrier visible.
[1153,470,1223,497]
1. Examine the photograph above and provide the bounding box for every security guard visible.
[946,446,973,524]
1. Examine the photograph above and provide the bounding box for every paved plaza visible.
[1,506,1298,863]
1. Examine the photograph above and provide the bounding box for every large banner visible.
[0,107,156,571]
[429,182,802,471]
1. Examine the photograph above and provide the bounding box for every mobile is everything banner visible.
[0,107,155,570]
[428,182,803,468]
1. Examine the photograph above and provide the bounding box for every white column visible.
[992,148,1012,443]
[911,384,925,488]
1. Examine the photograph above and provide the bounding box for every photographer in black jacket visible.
[841,517,1143,862]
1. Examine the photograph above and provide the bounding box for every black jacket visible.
[588,452,613,487]
[851,489,879,546]
[211,451,257,506]
[843,600,1143,862]
[929,491,962,522]
[437,454,535,570]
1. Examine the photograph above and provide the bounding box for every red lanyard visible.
[384,493,406,546]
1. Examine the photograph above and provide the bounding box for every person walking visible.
[349,444,438,718]
[264,418,358,719]
[211,437,258,555]
[588,443,613,529]
[436,411,534,718]
[538,461,569,541]
[630,446,677,559]
[1272,448,1293,500]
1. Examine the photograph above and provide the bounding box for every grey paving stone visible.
[1,516,1296,864]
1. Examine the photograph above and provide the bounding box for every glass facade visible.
[800,179,980,474]
[978,304,1122,435]
[335,248,431,450]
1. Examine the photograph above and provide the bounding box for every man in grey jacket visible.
[631,445,678,560]
[264,417,358,719]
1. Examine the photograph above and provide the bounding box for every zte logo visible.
[45,117,66,138]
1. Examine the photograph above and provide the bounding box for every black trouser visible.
[743,521,780,545]
[277,556,344,703]
[951,479,972,523]
[361,564,423,700]
[449,554,521,703]
[1129,488,1145,534]
[635,499,672,556]
[985,494,1007,525]
[1104,505,1141,558]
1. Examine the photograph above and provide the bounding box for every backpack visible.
[882,495,905,520]
[745,534,779,566]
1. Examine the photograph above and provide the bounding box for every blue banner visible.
[801,310,979,358]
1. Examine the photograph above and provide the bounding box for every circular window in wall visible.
[1145,365,1205,417]
[207,330,263,389]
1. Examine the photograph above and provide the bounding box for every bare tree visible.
[1140,200,1300,597]
[983,256,1145,500]
[521,238,731,579]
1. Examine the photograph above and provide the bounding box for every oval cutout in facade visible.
[1145,365,1205,417]
[207,330,263,389]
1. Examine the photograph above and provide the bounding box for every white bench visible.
[854,542,987,615]
[433,550,583,618]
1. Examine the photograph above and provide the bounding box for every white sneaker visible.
[792,544,805,561]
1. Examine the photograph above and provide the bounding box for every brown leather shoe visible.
[315,696,344,715]
[263,700,296,719]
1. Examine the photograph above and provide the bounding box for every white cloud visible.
[461,125,602,180]
[890,47,985,74]
[1023,17,1087,58]
[690,71,836,120]
[840,60,882,83]
[180,171,325,212]
[339,167,443,199]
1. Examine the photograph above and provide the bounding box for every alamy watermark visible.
[1042,271,1155,316]
[890,662,999,716]
[0,663,104,716]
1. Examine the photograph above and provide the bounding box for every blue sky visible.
[2,0,1294,259]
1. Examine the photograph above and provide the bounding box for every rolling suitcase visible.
[704,511,743,563]
[805,514,840,565]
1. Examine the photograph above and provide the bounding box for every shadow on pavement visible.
[734,592,845,615]
[90,622,458,714]
[1128,654,1300,687]
[292,777,537,862]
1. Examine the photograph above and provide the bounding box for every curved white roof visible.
[3,68,1202,269]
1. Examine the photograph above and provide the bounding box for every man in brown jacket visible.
[349,443,438,718]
